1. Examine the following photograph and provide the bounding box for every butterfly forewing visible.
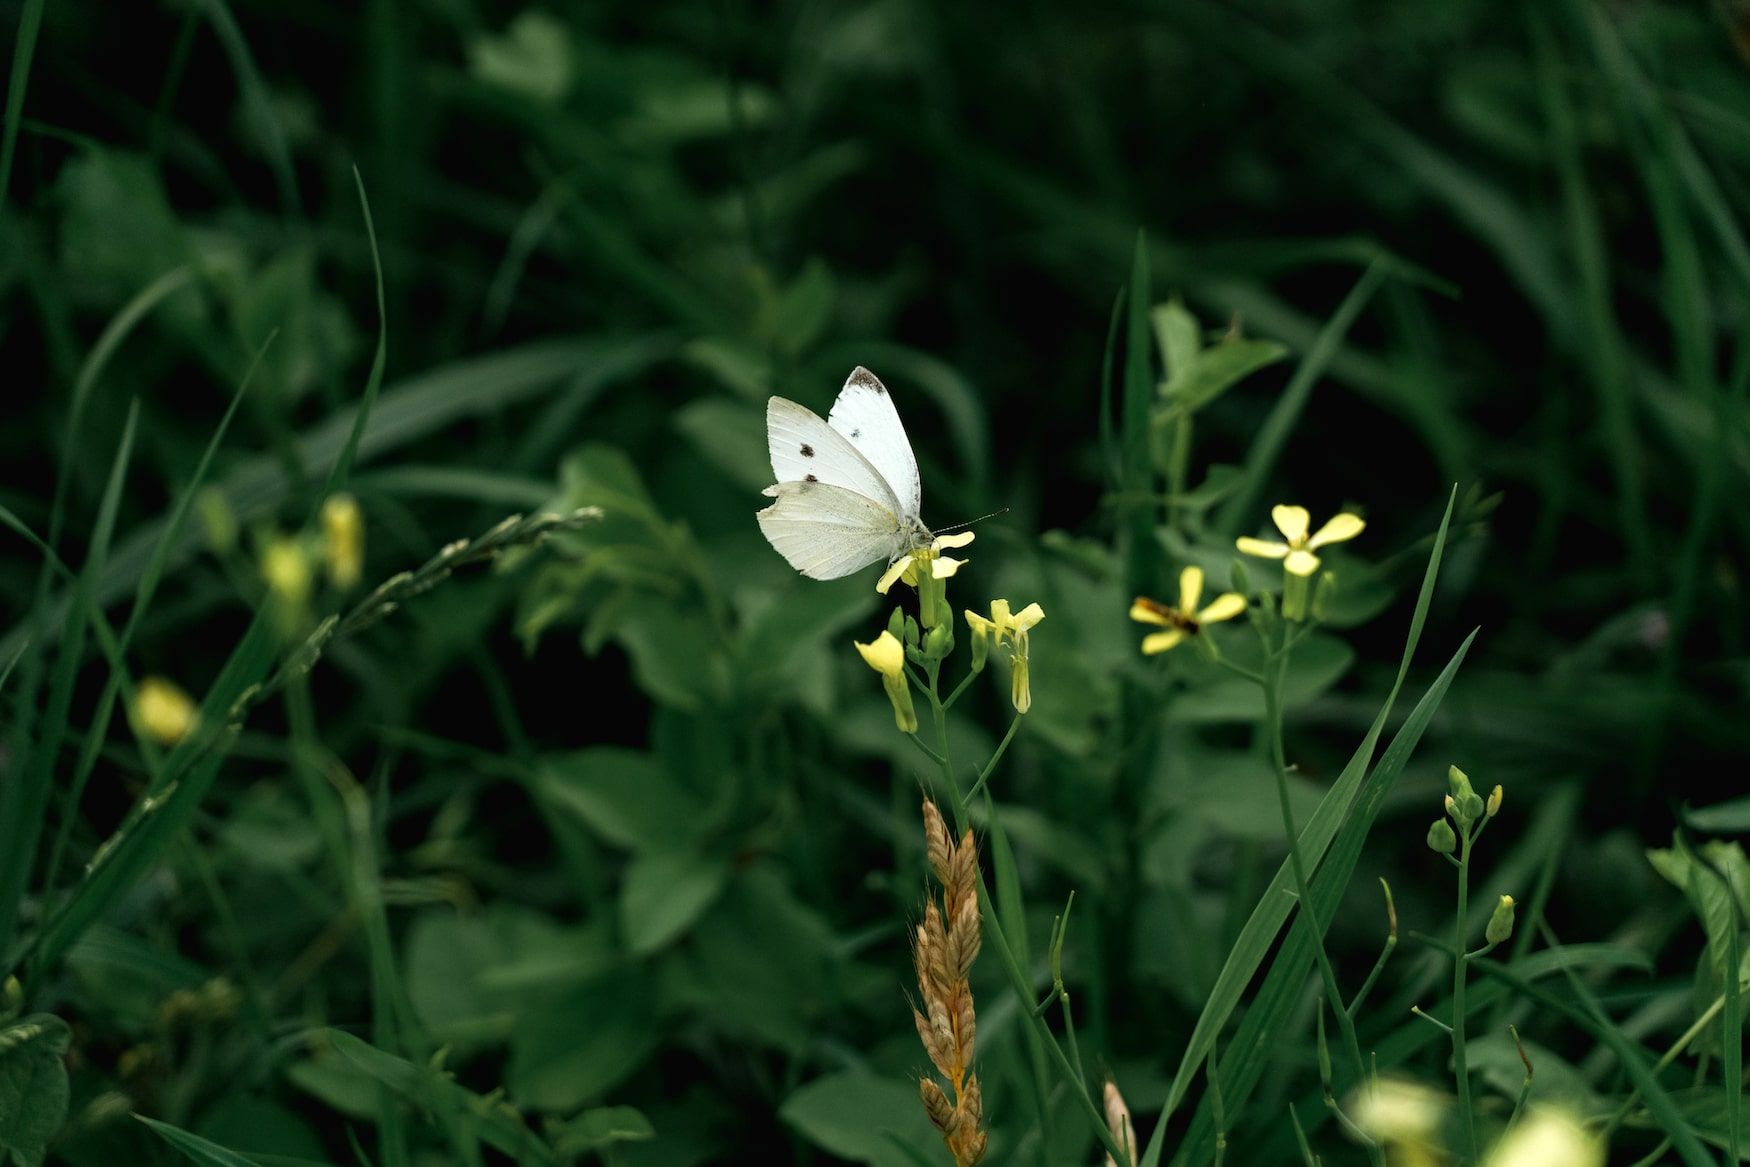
[756,479,906,579]
[827,367,922,522]
[766,397,900,512]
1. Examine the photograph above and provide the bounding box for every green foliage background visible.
[2,1,1748,1164]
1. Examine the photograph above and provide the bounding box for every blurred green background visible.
[3,0,1749,1163]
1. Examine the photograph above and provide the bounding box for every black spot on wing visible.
[800,443,814,457]
[850,428,861,438]
[805,473,818,482]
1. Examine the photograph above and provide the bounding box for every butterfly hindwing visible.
[827,367,921,522]
[756,479,906,580]
[766,396,900,512]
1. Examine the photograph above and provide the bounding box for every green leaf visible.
[1629,1086,1750,1161]
[780,1073,939,1167]
[1159,337,1289,419]
[467,10,575,104]
[1151,298,1202,382]
[1470,1033,1610,1120]
[138,1115,297,1167]
[539,748,707,851]
[0,1015,70,1167]
[508,967,658,1112]
[673,398,770,493]
[620,850,730,955]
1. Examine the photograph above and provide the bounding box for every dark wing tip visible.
[845,366,885,392]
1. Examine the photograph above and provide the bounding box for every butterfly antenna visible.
[932,507,1010,535]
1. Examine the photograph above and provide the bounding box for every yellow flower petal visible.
[1197,593,1248,624]
[875,555,915,594]
[1129,598,1171,627]
[1179,566,1204,614]
[1272,505,1311,544]
[1141,629,1186,655]
[933,531,976,550]
[931,555,965,579]
[1307,512,1365,549]
[1010,602,1045,632]
[1235,537,1289,560]
[1283,549,1321,577]
[965,609,997,635]
[854,630,906,678]
[990,598,1013,630]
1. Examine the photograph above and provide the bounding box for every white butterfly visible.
[757,367,933,580]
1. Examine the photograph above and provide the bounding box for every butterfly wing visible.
[767,396,900,512]
[826,367,921,522]
[756,479,907,580]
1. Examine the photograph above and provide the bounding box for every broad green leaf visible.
[1158,337,1289,419]
[673,398,769,493]
[620,850,730,955]
[1152,298,1202,382]
[0,1015,70,1167]
[780,1073,939,1167]
[508,968,657,1112]
[539,748,706,851]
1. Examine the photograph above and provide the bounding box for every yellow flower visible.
[855,630,917,733]
[320,494,364,590]
[261,537,313,608]
[876,531,975,595]
[1485,1107,1604,1167]
[855,629,906,678]
[1235,505,1364,577]
[132,676,198,746]
[1129,566,1247,654]
[964,599,1044,714]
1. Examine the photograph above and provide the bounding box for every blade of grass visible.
[1214,259,1386,538]
[139,1113,338,1167]
[1150,487,1457,1143]
[0,401,140,964]
[42,334,271,898]
[0,0,45,203]
[317,168,387,505]
[1170,627,1478,1166]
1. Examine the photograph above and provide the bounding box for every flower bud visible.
[1486,785,1503,818]
[261,537,312,611]
[1447,765,1475,803]
[1486,894,1516,945]
[132,676,199,747]
[924,622,953,660]
[1447,766,1483,826]
[888,606,907,641]
[1281,569,1310,622]
[904,614,921,648]
[1311,572,1337,622]
[1426,818,1457,855]
[197,487,237,556]
[966,612,990,673]
[320,494,364,590]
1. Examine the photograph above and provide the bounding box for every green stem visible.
[962,714,1022,807]
[1454,824,1479,1164]
[1262,634,1382,1167]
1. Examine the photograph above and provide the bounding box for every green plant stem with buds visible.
[1452,821,1480,1164]
[913,655,1132,1165]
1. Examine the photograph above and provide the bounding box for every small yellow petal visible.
[854,630,906,678]
[1141,629,1186,654]
[1129,597,1171,627]
[965,610,996,635]
[1235,537,1289,560]
[875,555,914,594]
[933,531,976,550]
[1010,602,1045,631]
[133,676,199,746]
[1178,566,1204,614]
[1307,512,1365,550]
[1283,549,1321,577]
[1272,505,1311,544]
[989,598,1013,630]
[930,555,965,579]
[1197,593,1248,624]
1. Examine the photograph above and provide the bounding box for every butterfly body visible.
[757,367,931,580]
